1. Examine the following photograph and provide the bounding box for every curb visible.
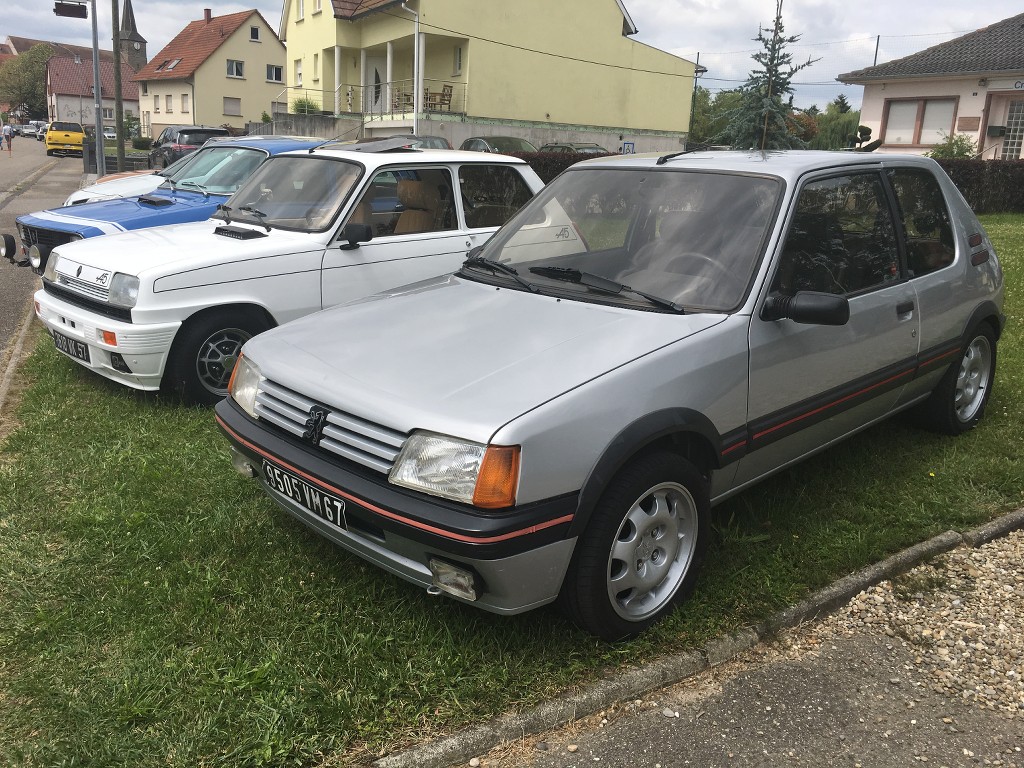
[0,304,37,418]
[372,510,1024,768]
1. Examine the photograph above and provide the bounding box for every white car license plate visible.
[51,330,90,363]
[262,459,347,530]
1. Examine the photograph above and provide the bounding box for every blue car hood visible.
[17,189,224,237]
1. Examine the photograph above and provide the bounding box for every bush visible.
[291,97,321,115]
[132,137,152,151]
[520,151,617,183]
[927,132,977,160]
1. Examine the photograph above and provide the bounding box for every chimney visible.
[204,8,212,22]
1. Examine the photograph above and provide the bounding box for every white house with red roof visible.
[46,56,140,128]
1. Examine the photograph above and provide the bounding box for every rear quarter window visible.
[887,168,956,277]
[458,165,535,228]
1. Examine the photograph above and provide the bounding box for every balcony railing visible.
[279,79,465,118]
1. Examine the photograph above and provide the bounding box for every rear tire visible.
[163,309,271,406]
[916,324,996,435]
[560,452,709,641]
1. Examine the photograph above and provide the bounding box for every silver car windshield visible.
[162,146,268,196]
[481,168,782,312]
[216,156,362,232]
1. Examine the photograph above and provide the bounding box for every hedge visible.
[514,153,1024,215]
[936,159,1024,214]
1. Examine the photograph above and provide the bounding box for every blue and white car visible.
[1,135,322,273]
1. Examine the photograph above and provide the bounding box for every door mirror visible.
[761,291,850,326]
[339,222,373,250]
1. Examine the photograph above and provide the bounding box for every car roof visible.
[277,142,529,168]
[571,149,944,182]
[202,135,323,153]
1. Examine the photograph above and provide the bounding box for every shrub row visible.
[936,159,1024,214]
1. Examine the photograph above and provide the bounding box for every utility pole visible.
[111,0,124,170]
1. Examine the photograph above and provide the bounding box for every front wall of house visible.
[283,0,692,133]
[858,75,1024,159]
[191,20,288,128]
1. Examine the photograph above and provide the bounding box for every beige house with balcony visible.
[133,9,288,137]
[278,0,698,151]
[839,11,1024,160]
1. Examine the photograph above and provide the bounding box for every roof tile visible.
[48,55,140,99]
[133,9,272,82]
[839,12,1024,81]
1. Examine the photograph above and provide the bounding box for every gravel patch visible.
[804,527,1024,716]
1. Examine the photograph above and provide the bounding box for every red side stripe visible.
[753,367,915,441]
[218,415,574,544]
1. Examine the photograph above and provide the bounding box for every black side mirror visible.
[339,222,373,250]
[761,291,850,326]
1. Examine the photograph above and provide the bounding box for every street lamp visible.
[54,0,104,176]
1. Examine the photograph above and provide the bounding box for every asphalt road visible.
[0,137,87,412]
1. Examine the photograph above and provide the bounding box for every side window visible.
[887,168,955,277]
[772,173,899,297]
[458,165,535,228]
[347,168,456,237]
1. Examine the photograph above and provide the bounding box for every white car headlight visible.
[42,252,61,282]
[389,431,519,508]
[229,354,263,419]
[107,273,140,308]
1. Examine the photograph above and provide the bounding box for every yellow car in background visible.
[45,121,85,156]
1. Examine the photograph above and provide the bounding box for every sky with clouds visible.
[6,0,1022,110]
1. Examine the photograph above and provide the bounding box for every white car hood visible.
[247,275,725,442]
[64,173,164,206]
[52,221,319,277]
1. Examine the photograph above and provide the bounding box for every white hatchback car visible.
[34,142,543,403]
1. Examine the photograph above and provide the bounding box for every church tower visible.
[119,0,147,72]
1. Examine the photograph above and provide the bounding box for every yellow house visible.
[279,0,697,151]
[134,9,288,137]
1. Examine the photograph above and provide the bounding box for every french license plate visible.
[51,329,90,363]
[262,459,347,530]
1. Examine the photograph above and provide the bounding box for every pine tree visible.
[717,0,818,151]
[830,94,853,114]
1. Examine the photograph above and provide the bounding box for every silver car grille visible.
[255,378,407,475]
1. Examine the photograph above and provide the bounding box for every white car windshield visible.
[478,167,782,312]
[161,146,267,196]
[217,156,363,232]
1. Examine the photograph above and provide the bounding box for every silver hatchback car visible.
[217,151,1004,640]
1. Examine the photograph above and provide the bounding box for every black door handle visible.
[896,301,914,315]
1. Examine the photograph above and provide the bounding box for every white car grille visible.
[255,378,407,474]
[56,273,110,302]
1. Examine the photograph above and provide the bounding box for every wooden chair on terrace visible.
[427,84,454,112]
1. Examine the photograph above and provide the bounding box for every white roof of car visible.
[282,144,528,169]
[574,149,941,182]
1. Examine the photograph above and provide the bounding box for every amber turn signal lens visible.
[473,445,520,509]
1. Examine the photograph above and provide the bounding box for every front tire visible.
[561,452,710,641]
[917,325,996,435]
[163,310,270,406]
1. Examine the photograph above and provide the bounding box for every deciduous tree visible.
[0,44,53,120]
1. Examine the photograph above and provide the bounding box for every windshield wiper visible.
[178,180,209,198]
[216,203,232,224]
[462,252,538,293]
[238,205,272,232]
[528,266,685,313]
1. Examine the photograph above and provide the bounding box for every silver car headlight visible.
[389,431,520,508]
[107,273,140,308]
[229,354,263,419]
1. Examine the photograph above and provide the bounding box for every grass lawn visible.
[1,214,1021,766]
